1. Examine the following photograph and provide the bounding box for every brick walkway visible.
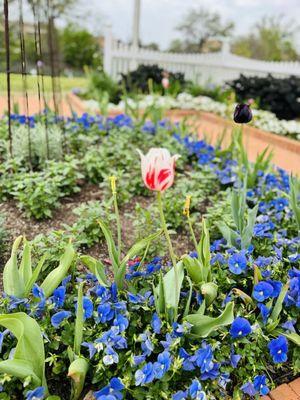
[0,92,85,117]
[262,378,300,399]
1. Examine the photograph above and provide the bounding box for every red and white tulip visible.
[137,148,179,192]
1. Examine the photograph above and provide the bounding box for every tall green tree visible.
[174,8,234,53]
[60,24,101,70]
[232,15,299,61]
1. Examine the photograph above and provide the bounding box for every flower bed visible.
[0,113,299,399]
[82,93,300,141]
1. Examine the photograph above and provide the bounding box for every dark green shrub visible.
[120,64,187,95]
[228,74,300,120]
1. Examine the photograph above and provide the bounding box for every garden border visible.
[261,377,300,399]
[69,93,300,174]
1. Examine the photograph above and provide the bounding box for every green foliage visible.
[287,176,300,230]
[60,24,101,71]
[86,68,120,104]
[120,64,187,95]
[185,301,235,338]
[0,312,47,389]
[232,15,298,61]
[228,74,300,120]
[11,123,63,167]
[218,182,258,249]
[4,157,83,219]
[3,236,74,299]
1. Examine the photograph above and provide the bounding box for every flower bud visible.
[233,104,252,124]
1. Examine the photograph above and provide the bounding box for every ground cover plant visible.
[0,109,299,400]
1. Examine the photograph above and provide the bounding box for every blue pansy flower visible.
[132,354,146,366]
[230,317,252,338]
[135,362,155,386]
[257,303,271,324]
[51,310,72,328]
[228,252,247,275]
[94,377,124,400]
[103,346,119,365]
[194,344,214,373]
[25,387,45,400]
[153,351,172,379]
[113,314,129,333]
[97,303,115,323]
[268,335,288,363]
[51,286,66,308]
[253,281,274,302]
[173,390,188,400]
[0,329,9,353]
[140,332,154,356]
[151,313,162,334]
[189,379,206,399]
[82,342,97,359]
[241,381,256,396]
[82,297,94,320]
[179,348,195,371]
[253,375,269,395]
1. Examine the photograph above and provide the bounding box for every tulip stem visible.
[188,216,198,253]
[157,191,179,299]
[113,193,122,260]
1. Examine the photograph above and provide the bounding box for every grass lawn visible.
[0,73,87,94]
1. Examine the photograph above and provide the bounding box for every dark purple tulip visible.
[233,103,252,123]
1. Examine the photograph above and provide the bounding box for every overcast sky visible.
[73,0,300,50]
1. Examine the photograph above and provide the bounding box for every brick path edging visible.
[261,378,300,399]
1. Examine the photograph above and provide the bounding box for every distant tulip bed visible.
[0,112,299,400]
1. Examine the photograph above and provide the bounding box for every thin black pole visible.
[18,0,32,168]
[4,0,12,157]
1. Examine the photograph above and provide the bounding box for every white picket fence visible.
[103,26,300,85]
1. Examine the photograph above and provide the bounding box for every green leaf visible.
[270,282,289,323]
[281,332,300,347]
[80,255,108,286]
[41,243,75,298]
[153,270,166,315]
[182,255,203,284]
[0,313,47,389]
[24,254,48,297]
[185,302,235,338]
[218,222,238,248]
[241,204,258,249]
[116,230,162,289]
[19,238,32,287]
[201,282,218,307]
[68,357,89,400]
[98,219,119,274]
[159,261,185,315]
[3,236,25,298]
[74,282,84,356]
[183,276,193,317]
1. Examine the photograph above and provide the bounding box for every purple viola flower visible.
[228,252,247,275]
[253,375,270,395]
[230,349,242,368]
[51,310,72,328]
[230,317,252,339]
[253,281,274,302]
[268,335,288,363]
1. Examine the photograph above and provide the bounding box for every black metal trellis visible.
[32,2,50,159]
[18,0,33,167]
[4,0,12,158]
[3,0,67,166]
